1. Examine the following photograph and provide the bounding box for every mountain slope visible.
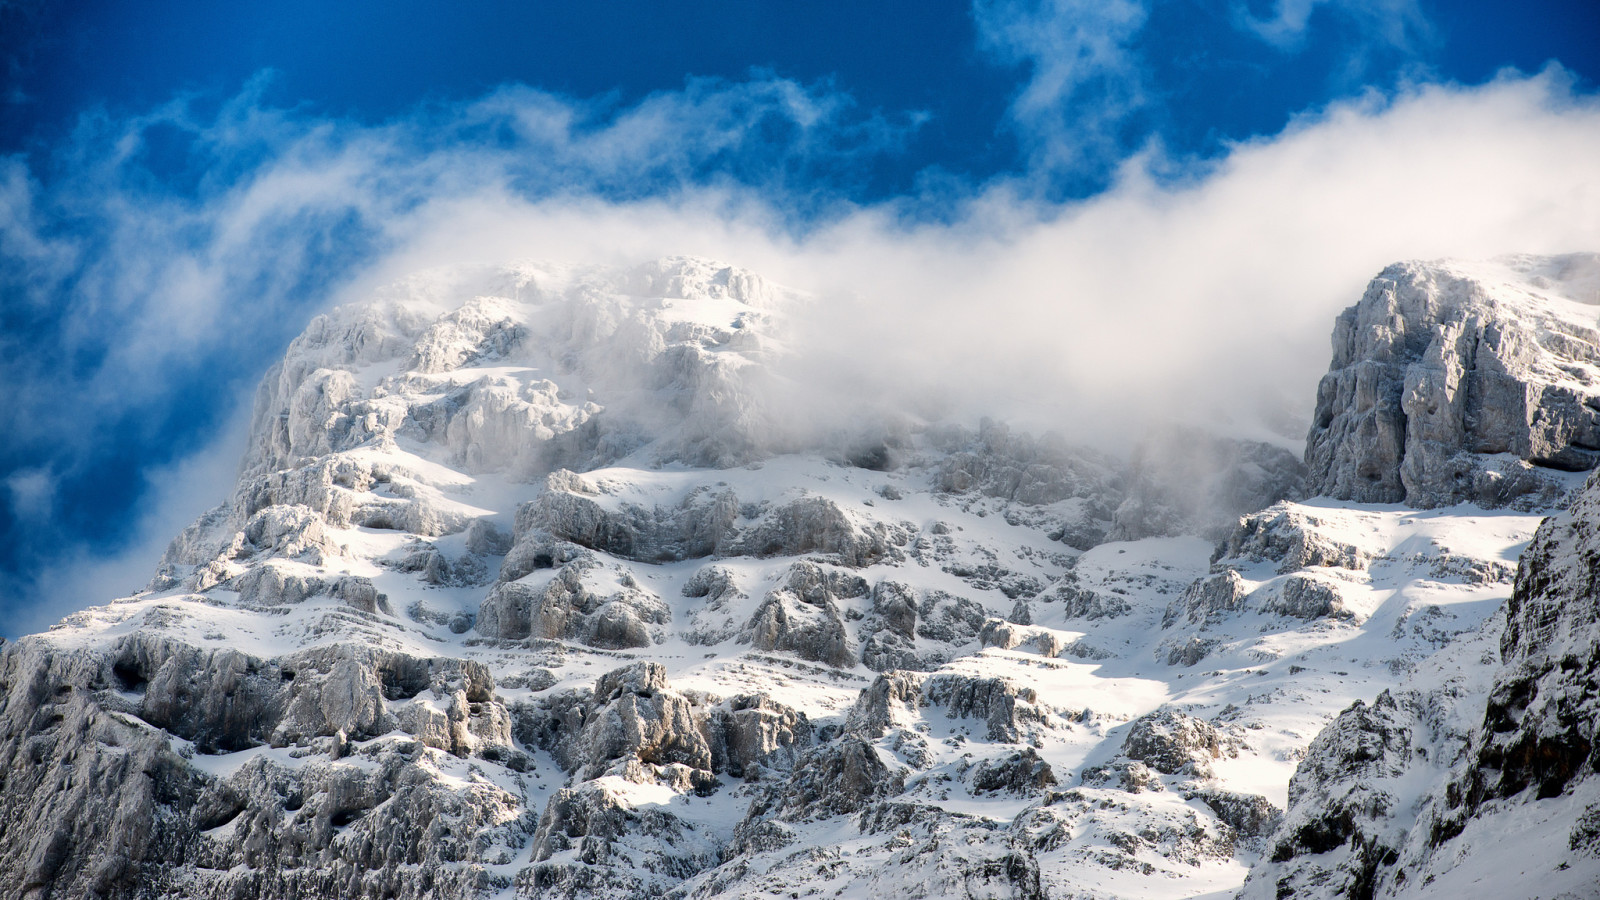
[1,253,1597,900]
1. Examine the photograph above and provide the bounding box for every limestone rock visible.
[1306,256,1600,508]
[738,562,863,668]
[1121,709,1234,780]
[1163,570,1247,628]
[1216,503,1373,573]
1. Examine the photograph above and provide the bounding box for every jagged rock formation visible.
[1306,254,1600,508]
[4,253,1600,900]
[1242,467,1600,899]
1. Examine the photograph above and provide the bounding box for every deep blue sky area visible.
[6,1,1597,192]
[1,0,1598,637]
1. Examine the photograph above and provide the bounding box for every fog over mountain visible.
[5,3,1600,897]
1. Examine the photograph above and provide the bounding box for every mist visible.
[3,66,1599,635]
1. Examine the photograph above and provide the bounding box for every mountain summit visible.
[2,255,1597,900]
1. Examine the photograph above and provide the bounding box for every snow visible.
[25,253,1597,899]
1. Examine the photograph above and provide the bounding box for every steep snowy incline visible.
[0,254,1595,900]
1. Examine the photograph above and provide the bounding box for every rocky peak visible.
[1305,253,1600,508]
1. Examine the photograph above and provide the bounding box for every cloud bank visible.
[2,64,1599,636]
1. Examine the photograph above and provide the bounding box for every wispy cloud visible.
[973,0,1151,179]
[1232,0,1432,54]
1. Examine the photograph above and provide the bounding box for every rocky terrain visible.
[1,252,1598,900]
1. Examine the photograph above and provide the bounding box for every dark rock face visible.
[1305,258,1600,508]
[1456,469,1600,810]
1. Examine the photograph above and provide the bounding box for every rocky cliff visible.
[1241,465,1600,900]
[1306,253,1600,508]
[1,254,1596,900]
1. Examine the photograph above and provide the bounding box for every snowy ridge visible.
[1,254,1597,899]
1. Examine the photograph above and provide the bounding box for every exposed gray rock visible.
[1306,257,1600,508]
[233,561,389,614]
[969,748,1058,795]
[475,556,668,648]
[1241,691,1420,899]
[1121,709,1234,779]
[1163,636,1216,667]
[1215,503,1373,573]
[528,471,739,562]
[707,694,813,780]
[1164,570,1247,627]
[732,495,910,567]
[741,736,906,823]
[738,562,863,668]
[679,564,749,645]
[1042,573,1133,620]
[527,779,718,899]
[573,663,714,782]
[1261,574,1352,621]
[1080,760,1166,794]
[933,419,1120,508]
[0,633,521,900]
[1188,789,1282,842]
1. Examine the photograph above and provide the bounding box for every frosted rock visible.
[574,663,713,781]
[743,736,905,822]
[933,419,1120,507]
[1081,760,1166,794]
[969,747,1058,795]
[848,671,1053,744]
[530,473,739,562]
[858,580,922,671]
[1242,691,1420,898]
[465,518,512,556]
[738,562,863,668]
[528,781,717,897]
[1306,257,1600,508]
[476,557,668,648]
[707,694,814,780]
[733,495,910,566]
[1041,573,1133,619]
[243,504,341,564]
[1189,790,1282,842]
[1215,503,1372,573]
[679,564,748,645]
[232,560,388,614]
[1260,574,1351,621]
[1163,570,1247,627]
[1165,636,1216,666]
[1121,709,1234,779]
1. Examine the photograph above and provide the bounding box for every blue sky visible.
[2,0,1599,636]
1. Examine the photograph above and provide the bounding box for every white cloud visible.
[973,0,1150,173]
[1233,0,1431,54]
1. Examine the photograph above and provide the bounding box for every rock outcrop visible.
[1245,466,1600,899]
[1306,255,1600,508]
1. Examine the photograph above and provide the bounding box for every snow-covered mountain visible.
[2,252,1599,900]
